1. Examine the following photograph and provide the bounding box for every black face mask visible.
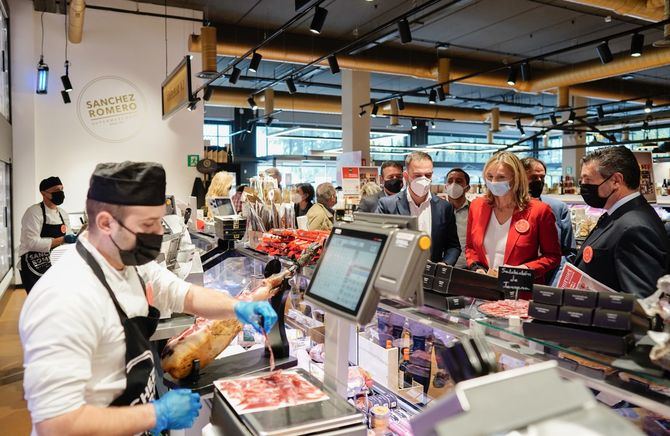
[109,219,163,266]
[50,191,65,205]
[528,180,544,198]
[384,178,403,194]
[580,175,613,209]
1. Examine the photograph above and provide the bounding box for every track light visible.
[397,18,412,44]
[310,6,328,34]
[371,103,379,117]
[430,120,436,129]
[596,41,613,64]
[61,74,72,93]
[61,90,71,104]
[248,51,262,72]
[630,33,644,57]
[428,89,437,104]
[397,97,405,110]
[36,56,49,94]
[411,119,417,130]
[246,121,256,134]
[266,116,274,126]
[645,99,653,113]
[359,109,366,118]
[247,96,258,110]
[520,62,531,82]
[568,110,576,124]
[437,86,446,101]
[327,55,340,74]
[597,105,605,119]
[550,113,558,125]
[229,66,241,84]
[203,86,213,101]
[188,98,200,111]
[286,77,297,94]
[516,119,525,135]
[506,67,517,86]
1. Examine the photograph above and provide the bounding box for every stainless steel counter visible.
[151,314,194,341]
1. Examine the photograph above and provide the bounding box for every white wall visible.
[10,0,204,252]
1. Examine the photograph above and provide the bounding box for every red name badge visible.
[515,219,530,234]
[60,224,67,234]
[583,246,594,264]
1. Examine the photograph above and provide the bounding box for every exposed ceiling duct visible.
[561,0,664,22]
[207,87,532,124]
[68,0,85,44]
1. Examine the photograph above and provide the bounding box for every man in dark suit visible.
[574,146,669,297]
[357,161,404,213]
[377,152,461,265]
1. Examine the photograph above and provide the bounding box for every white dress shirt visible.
[453,201,470,268]
[483,213,511,271]
[18,203,71,258]
[606,191,641,216]
[19,232,191,430]
[406,189,432,235]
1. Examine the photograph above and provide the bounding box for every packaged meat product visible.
[478,299,530,319]
[309,343,325,363]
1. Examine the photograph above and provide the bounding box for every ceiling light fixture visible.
[597,105,605,119]
[310,6,328,34]
[328,55,340,74]
[516,119,525,135]
[61,90,71,104]
[437,86,446,101]
[203,86,214,101]
[229,66,241,84]
[371,103,379,117]
[596,41,613,64]
[188,97,200,111]
[286,77,297,94]
[428,89,437,104]
[397,18,412,43]
[568,110,576,124]
[61,62,72,93]
[645,99,653,113]
[506,66,517,86]
[397,97,405,110]
[520,61,531,81]
[247,96,258,110]
[248,51,262,72]
[36,13,48,94]
[550,113,558,125]
[359,109,366,117]
[411,119,417,130]
[430,120,436,129]
[630,33,644,57]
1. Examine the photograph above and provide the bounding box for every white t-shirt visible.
[406,190,432,235]
[484,213,511,271]
[18,203,72,258]
[19,232,191,429]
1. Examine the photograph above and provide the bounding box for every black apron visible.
[20,202,66,293]
[75,242,161,407]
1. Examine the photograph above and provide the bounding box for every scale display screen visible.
[208,197,235,216]
[306,228,386,316]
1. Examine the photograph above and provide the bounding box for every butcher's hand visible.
[151,389,202,435]
[235,301,278,333]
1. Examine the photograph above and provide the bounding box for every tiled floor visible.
[0,288,31,435]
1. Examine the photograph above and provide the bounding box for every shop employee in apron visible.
[18,176,77,293]
[20,162,278,435]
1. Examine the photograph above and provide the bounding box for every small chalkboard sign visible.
[498,266,534,299]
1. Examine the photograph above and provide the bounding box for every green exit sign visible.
[187,155,200,167]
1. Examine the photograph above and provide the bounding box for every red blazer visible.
[465,197,561,284]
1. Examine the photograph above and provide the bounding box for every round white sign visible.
[77,76,147,143]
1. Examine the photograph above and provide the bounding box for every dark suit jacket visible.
[376,191,461,265]
[466,197,561,284]
[357,191,385,213]
[574,195,669,298]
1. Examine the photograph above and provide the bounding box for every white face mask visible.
[291,193,302,204]
[410,176,432,198]
[485,179,511,197]
[445,183,465,199]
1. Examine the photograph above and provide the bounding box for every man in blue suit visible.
[377,152,461,265]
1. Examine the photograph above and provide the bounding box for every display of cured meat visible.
[161,271,291,379]
[255,228,330,263]
[478,299,530,319]
[215,370,329,415]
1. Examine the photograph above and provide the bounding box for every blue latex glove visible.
[234,301,278,333]
[151,389,201,435]
[64,234,77,244]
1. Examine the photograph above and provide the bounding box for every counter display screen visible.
[306,229,385,316]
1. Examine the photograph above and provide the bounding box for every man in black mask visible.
[18,176,77,293]
[521,158,576,260]
[574,147,669,297]
[357,161,404,213]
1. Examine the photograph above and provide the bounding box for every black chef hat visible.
[39,176,62,192]
[87,161,166,206]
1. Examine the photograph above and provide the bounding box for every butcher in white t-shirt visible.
[20,162,279,436]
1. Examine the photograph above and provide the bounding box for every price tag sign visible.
[498,266,533,299]
[187,154,200,167]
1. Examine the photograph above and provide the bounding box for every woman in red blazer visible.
[465,152,561,287]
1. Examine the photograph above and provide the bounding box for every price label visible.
[498,266,534,299]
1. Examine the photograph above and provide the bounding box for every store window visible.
[257,161,338,186]
[203,122,232,147]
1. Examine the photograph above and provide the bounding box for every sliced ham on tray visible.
[478,299,530,319]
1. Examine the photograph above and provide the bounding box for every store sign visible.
[187,154,200,167]
[77,76,147,143]
[162,56,193,119]
[341,166,379,195]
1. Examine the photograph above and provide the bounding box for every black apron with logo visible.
[75,242,161,408]
[20,202,66,293]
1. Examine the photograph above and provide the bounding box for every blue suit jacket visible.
[540,195,576,257]
[376,191,461,265]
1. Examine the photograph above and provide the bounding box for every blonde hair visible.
[361,182,382,198]
[207,171,234,198]
[483,151,529,210]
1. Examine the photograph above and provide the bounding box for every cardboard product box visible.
[423,275,435,290]
[532,286,563,306]
[529,302,559,322]
[564,288,598,308]
[558,306,594,326]
[446,296,466,310]
[432,277,449,294]
[435,264,452,279]
[424,261,437,277]
[597,293,636,312]
[593,309,633,331]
